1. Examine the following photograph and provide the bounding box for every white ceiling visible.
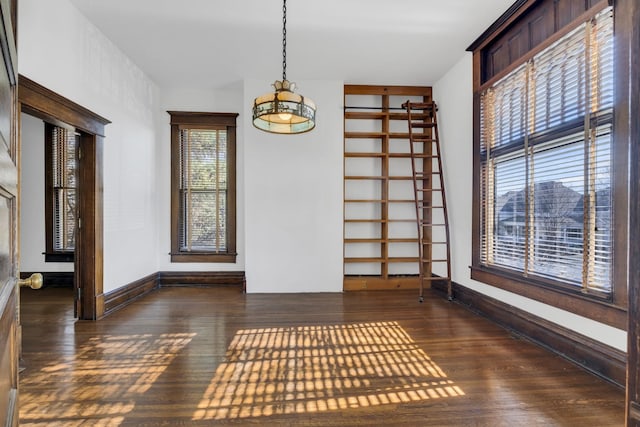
[68,0,514,90]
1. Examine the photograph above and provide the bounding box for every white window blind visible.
[479,7,613,294]
[178,128,228,252]
[51,126,77,252]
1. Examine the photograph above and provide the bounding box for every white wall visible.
[433,53,626,351]
[19,114,73,273]
[19,0,160,293]
[19,0,344,295]
[157,85,246,272]
[243,79,344,293]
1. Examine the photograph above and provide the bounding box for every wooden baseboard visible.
[100,271,246,319]
[343,275,422,291]
[159,271,245,289]
[102,273,159,318]
[20,271,74,288]
[434,281,626,388]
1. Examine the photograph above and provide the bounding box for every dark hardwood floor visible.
[19,287,624,426]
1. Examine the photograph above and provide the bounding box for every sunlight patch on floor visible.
[193,321,463,421]
[19,332,196,427]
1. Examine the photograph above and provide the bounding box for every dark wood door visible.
[0,0,18,424]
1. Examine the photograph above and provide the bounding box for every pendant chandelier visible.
[252,0,316,134]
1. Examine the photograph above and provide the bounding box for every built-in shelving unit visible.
[343,85,433,291]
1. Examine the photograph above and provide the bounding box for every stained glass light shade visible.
[252,79,316,134]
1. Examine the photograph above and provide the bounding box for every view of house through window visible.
[169,112,238,263]
[45,123,77,261]
[478,7,613,295]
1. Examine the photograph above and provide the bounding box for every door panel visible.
[0,147,18,427]
[0,0,18,424]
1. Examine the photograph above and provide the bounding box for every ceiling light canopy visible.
[252,0,316,134]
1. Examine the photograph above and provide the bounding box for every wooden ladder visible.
[402,101,452,302]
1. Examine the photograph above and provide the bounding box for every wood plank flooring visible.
[19,287,624,426]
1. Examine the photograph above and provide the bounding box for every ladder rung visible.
[402,101,436,110]
[418,188,443,192]
[420,259,449,263]
[417,205,445,209]
[411,123,436,129]
[411,135,435,141]
[419,241,448,245]
[420,222,446,226]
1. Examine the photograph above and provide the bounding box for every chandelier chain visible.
[282,0,287,81]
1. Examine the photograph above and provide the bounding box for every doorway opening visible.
[18,75,110,320]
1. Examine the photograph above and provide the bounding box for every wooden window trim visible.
[169,111,238,263]
[469,1,627,330]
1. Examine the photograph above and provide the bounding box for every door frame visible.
[18,75,110,320]
[623,0,640,423]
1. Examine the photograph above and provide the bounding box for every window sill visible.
[44,252,74,263]
[170,252,237,263]
[470,265,627,330]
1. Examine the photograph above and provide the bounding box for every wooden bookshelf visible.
[343,85,433,291]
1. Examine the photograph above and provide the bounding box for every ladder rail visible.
[431,107,452,300]
[402,100,452,302]
[404,102,426,301]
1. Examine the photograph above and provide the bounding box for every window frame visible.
[468,0,628,329]
[169,111,238,263]
[44,122,76,263]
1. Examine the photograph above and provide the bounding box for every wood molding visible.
[343,85,432,96]
[158,271,245,289]
[470,267,626,330]
[98,271,247,319]
[19,271,73,288]
[102,273,159,318]
[467,0,532,51]
[18,75,110,136]
[18,75,107,321]
[433,281,626,388]
[621,0,640,421]
[467,0,609,84]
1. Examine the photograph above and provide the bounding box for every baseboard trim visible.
[159,271,245,289]
[101,271,246,319]
[434,281,626,388]
[20,271,74,288]
[102,273,159,318]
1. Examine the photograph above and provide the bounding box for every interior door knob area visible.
[18,273,43,289]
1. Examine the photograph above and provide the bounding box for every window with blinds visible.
[45,123,77,261]
[479,7,613,295]
[179,128,228,252]
[169,112,238,263]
